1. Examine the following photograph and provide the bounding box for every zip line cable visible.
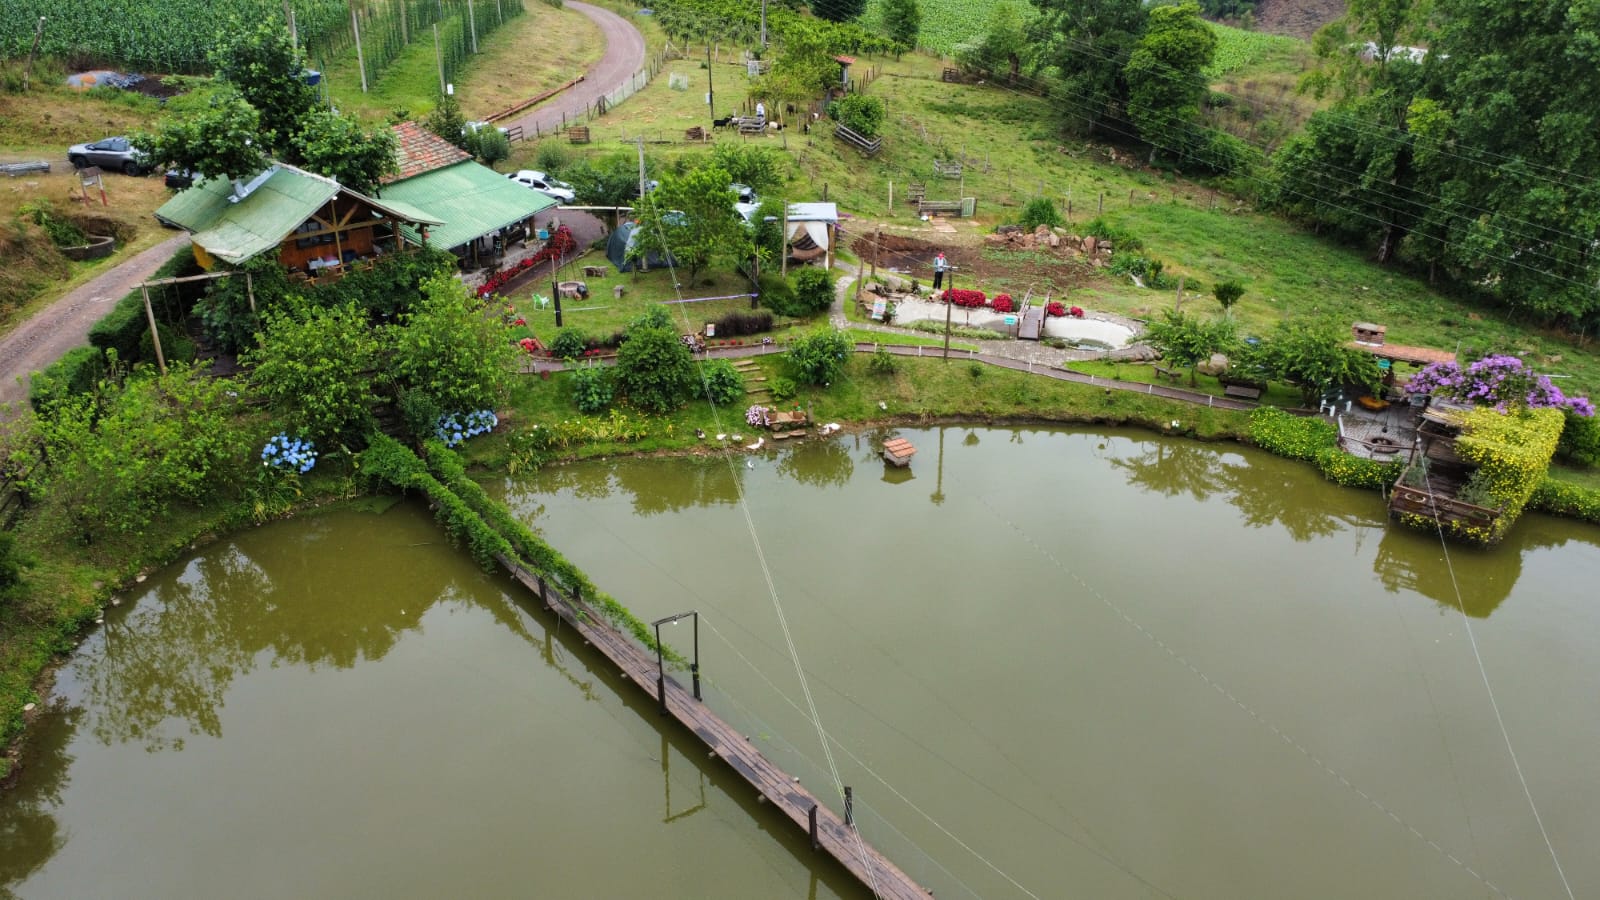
[1418,479,1576,900]
[566,501,1153,898]
[635,182,885,899]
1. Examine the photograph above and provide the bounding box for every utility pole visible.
[780,207,789,276]
[942,267,955,362]
[22,17,45,92]
[706,44,713,118]
[760,0,768,49]
[636,136,647,205]
[434,24,445,94]
[352,6,368,93]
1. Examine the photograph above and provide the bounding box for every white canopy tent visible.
[784,202,838,270]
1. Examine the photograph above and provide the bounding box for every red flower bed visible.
[476,226,580,299]
[1045,301,1067,317]
[1069,305,1085,318]
[941,288,987,308]
[991,294,1014,313]
[518,337,542,355]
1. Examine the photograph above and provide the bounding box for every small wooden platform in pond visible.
[1018,306,1044,340]
[497,556,931,899]
[882,438,917,467]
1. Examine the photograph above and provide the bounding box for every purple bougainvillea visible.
[1405,354,1594,416]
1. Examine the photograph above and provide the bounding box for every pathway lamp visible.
[652,610,700,715]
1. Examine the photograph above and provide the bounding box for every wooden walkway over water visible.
[497,556,931,899]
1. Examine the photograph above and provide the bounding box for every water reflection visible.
[1107,439,1355,542]
[0,705,77,897]
[72,512,464,750]
[775,439,854,489]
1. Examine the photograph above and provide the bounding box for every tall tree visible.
[881,0,921,51]
[812,0,866,24]
[1123,1,1215,162]
[631,163,752,282]
[1143,308,1236,386]
[134,91,268,182]
[1028,0,1147,133]
[209,17,319,155]
[958,2,1027,81]
[1407,0,1600,325]
[424,92,470,151]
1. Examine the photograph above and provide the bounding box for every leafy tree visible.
[551,327,588,360]
[756,19,843,106]
[1028,0,1147,133]
[958,1,1027,81]
[631,163,752,282]
[30,363,246,541]
[1143,308,1236,386]
[134,91,267,183]
[614,325,697,413]
[1212,280,1244,313]
[1123,2,1216,163]
[814,0,867,23]
[291,109,398,194]
[881,0,921,50]
[246,302,382,442]
[1257,319,1382,406]
[466,127,511,168]
[571,363,614,413]
[424,92,470,150]
[562,152,649,206]
[390,274,516,413]
[209,16,319,154]
[787,326,851,385]
[829,94,886,138]
[1406,0,1600,325]
[700,358,746,405]
[791,266,836,316]
[710,143,787,193]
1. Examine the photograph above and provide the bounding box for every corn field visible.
[2,0,522,84]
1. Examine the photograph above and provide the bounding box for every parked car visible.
[164,169,197,189]
[66,136,148,175]
[730,182,758,205]
[464,120,510,136]
[506,169,575,203]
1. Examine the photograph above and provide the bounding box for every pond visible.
[4,426,1597,899]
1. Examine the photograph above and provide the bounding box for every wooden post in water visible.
[140,284,167,375]
[809,804,819,849]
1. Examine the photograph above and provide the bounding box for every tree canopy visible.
[631,163,752,282]
[1028,0,1147,133]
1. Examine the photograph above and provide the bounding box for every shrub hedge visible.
[88,245,198,365]
[1529,477,1600,525]
[1248,407,1402,489]
[29,346,108,412]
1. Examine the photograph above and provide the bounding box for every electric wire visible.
[1417,473,1577,900]
[634,173,885,898]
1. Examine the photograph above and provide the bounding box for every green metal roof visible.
[380,161,557,251]
[153,164,441,265]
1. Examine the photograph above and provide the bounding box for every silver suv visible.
[67,136,148,175]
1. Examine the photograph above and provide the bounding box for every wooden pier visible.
[498,556,932,899]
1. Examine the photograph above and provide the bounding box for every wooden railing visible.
[833,123,882,156]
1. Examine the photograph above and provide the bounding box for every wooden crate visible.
[567,126,591,144]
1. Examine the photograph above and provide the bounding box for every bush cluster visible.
[699,359,746,405]
[1529,477,1600,525]
[712,309,773,337]
[571,364,614,413]
[941,288,987,308]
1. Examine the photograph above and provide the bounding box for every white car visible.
[506,169,575,204]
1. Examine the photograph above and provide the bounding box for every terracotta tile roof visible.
[387,121,472,183]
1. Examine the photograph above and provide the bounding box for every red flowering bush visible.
[1069,305,1084,318]
[1045,301,1067,317]
[942,288,987,308]
[991,294,1014,313]
[518,337,541,355]
[475,226,580,299]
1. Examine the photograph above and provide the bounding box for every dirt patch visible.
[852,231,1100,297]
[1255,0,1347,39]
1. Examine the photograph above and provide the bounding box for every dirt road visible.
[504,1,646,139]
[0,233,188,416]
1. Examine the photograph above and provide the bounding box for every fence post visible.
[809,804,819,849]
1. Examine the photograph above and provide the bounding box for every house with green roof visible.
[376,122,557,267]
[154,162,442,282]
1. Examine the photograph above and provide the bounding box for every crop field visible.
[1,0,347,73]
[1203,22,1308,78]
[862,0,1021,56]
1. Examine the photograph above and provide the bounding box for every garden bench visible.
[1223,384,1262,402]
[1152,364,1181,383]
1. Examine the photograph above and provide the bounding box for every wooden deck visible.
[498,556,931,900]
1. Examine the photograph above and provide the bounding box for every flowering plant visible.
[1404,354,1594,417]
[1069,305,1084,318]
[435,409,500,448]
[941,288,987,308]
[746,405,770,427]
[991,294,1014,313]
[262,433,317,474]
[475,226,579,298]
[1045,301,1067,317]
[518,337,541,355]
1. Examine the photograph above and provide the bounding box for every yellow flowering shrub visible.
[1448,407,1564,543]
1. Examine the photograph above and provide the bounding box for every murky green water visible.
[4,426,1598,899]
